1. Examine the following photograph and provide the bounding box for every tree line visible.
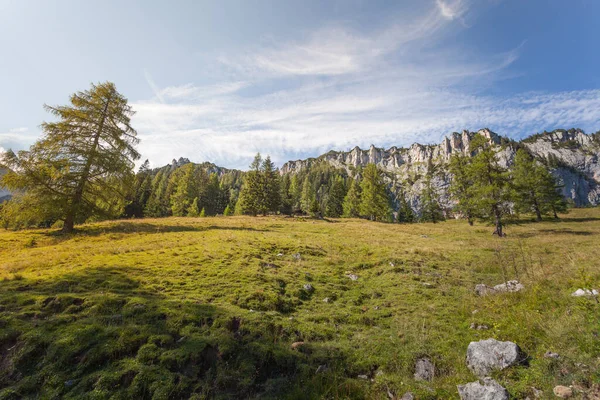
[0,82,568,234]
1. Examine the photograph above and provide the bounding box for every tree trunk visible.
[552,205,559,219]
[532,195,542,221]
[492,205,504,237]
[61,96,111,233]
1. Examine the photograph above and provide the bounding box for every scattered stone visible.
[544,351,560,359]
[346,274,359,281]
[400,392,415,400]
[375,369,384,377]
[571,288,599,297]
[292,253,302,261]
[64,380,74,387]
[553,385,573,398]
[475,281,524,296]
[414,357,435,381]
[475,284,495,296]
[472,309,479,315]
[177,336,186,343]
[530,387,544,398]
[470,323,490,330]
[420,234,429,238]
[277,253,283,257]
[466,338,524,377]
[422,282,434,288]
[389,262,395,267]
[374,306,380,310]
[291,341,305,350]
[316,364,328,373]
[303,284,314,292]
[458,378,509,400]
[357,374,369,380]
[323,297,330,303]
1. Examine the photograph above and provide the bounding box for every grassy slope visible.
[0,210,599,399]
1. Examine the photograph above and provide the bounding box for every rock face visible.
[466,339,524,377]
[280,128,600,214]
[457,378,509,400]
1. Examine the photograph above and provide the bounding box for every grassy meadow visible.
[0,209,599,399]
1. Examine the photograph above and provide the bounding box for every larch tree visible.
[419,169,445,223]
[448,153,475,225]
[342,177,362,217]
[511,149,567,220]
[359,163,391,221]
[0,82,139,232]
[325,175,346,217]
[467,134,511,236]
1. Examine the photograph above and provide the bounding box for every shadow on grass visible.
[43,221,272,240]
[0,267,361,400]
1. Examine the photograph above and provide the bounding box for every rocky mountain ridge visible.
[281,128,600,209]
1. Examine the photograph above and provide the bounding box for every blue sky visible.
[1,0,599,169]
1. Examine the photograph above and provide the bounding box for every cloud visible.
[0,127,38,152]
[436,0,467,20]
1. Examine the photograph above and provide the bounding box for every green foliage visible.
[463,134,512,236]
[396,190,415,223]
[0,82,140,232]
[325,176,346,217]
[223,204,233,216]
[342,178,362,218]
[187,198,200,217]
[199,207,206,217]
[419,164,445,223]
[359,164,391,222]
[512,149,567,220]
[448,153,475,225]
[237,154,281,216]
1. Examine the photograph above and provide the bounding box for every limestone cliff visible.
[280,128,600,212]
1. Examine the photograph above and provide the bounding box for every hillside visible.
[1,210,599,399]
[281,128,600,210]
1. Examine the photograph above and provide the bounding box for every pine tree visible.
[359,164,391,221]
[223,204,233,216]
[237,154,263,215]
[0,82,139,232]
[199,207,206,217]
[261,156,281,215]
[512,149,567,221]
[396,190,415,223]
[448,153,475,225]
[187,197,200,217]
[289,175,302,213]
[279,174,293,215]
[419,174,445,223]
[342,177,362,217]
[170,164,200,217]
[467,134,512,236]
[300,177,315,214]
[325,176,346,217]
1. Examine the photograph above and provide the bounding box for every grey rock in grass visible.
[414,357,435,381]
[470,323,489,330]
[292,253,302,261]
[357,374,369,380]
[544,351,560,359]
[346,274,359,281]
[400,392,415,400]
[303,284,314,292]
[571,288,598,297]
[458,378,509,400]
[493,280,524,293]
[475,280,524,296]
[466,338,524,377]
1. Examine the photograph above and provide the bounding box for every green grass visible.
[1,210,599,399]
